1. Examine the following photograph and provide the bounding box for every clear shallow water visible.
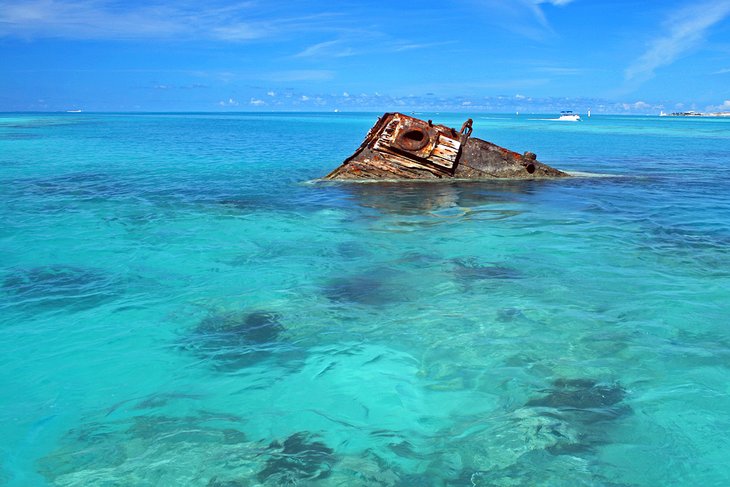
[1,112,729,486]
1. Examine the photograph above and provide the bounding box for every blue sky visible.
[1,0,730,113]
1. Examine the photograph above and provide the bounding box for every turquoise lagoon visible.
[1,112,729,486]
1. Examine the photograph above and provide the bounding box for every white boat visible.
[557,110,581,121]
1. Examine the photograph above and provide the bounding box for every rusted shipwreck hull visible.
[325,112,568,180]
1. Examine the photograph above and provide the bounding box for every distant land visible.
[660,111,730,117]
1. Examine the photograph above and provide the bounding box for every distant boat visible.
[557,110,581,122]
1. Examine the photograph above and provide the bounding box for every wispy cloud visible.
[625,1,730,85]
[294,40,355,58]
[210,22,273,42]
[536,0,574,5]
[292,35,457,60]
[0,1,339,41]
[470,0,574,40]
[0,0,186,39]
[391,40,458,52]
[528,0,575,31]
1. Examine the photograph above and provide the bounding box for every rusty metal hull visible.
[325,113,568,180]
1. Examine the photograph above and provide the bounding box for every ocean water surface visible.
[1,112,729,486]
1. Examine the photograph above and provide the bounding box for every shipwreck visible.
[325,112,568,180]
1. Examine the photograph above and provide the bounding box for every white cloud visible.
[625,1,730,84]
[300,95,310,101]
[621,101,654,111]
[249,98,265,106]
[342,91,350,97]
[266,90,276,97]
[219,97,239,106]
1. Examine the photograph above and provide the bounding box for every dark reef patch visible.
[452,258,522,283]
[11,171,217,207]
[648,225,730,253]
[104,392,203,416]
[640,224,730,273]
[218,195,286,212]
[323,270,403,306]
[196,311,285,345]
[496,307,528,323]
[207,479,248,487]
[522,378,630,458]
[181,310,296,370]
[257,432,336,484]
[0,132,43,140]
[19,172,130,199]
[2,265,118,312]
[445,377,632,479]
[324,275,386,305]
[527,378,626,411]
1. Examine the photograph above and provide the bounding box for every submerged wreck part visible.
[325,112,569,180]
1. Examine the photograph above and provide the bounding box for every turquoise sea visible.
[1,112,729,486]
